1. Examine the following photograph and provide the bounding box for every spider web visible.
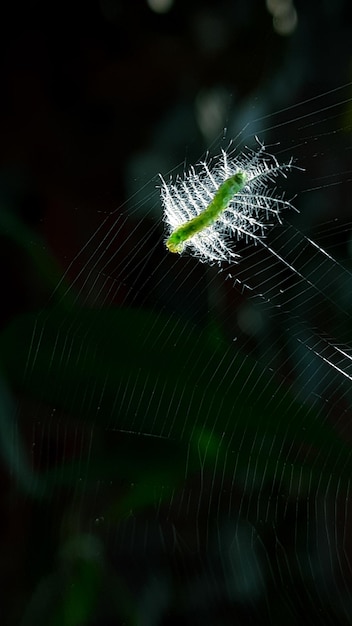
[2,83,352,625]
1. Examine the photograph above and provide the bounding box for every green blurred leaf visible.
[1,305,351,507]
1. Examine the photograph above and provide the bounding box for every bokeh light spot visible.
[147,0,174,14]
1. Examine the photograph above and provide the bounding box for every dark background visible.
[1,0,351,323]
[1,1,352,625]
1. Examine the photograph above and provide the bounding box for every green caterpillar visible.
[166,172,247,253]
[161,140,295,264]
